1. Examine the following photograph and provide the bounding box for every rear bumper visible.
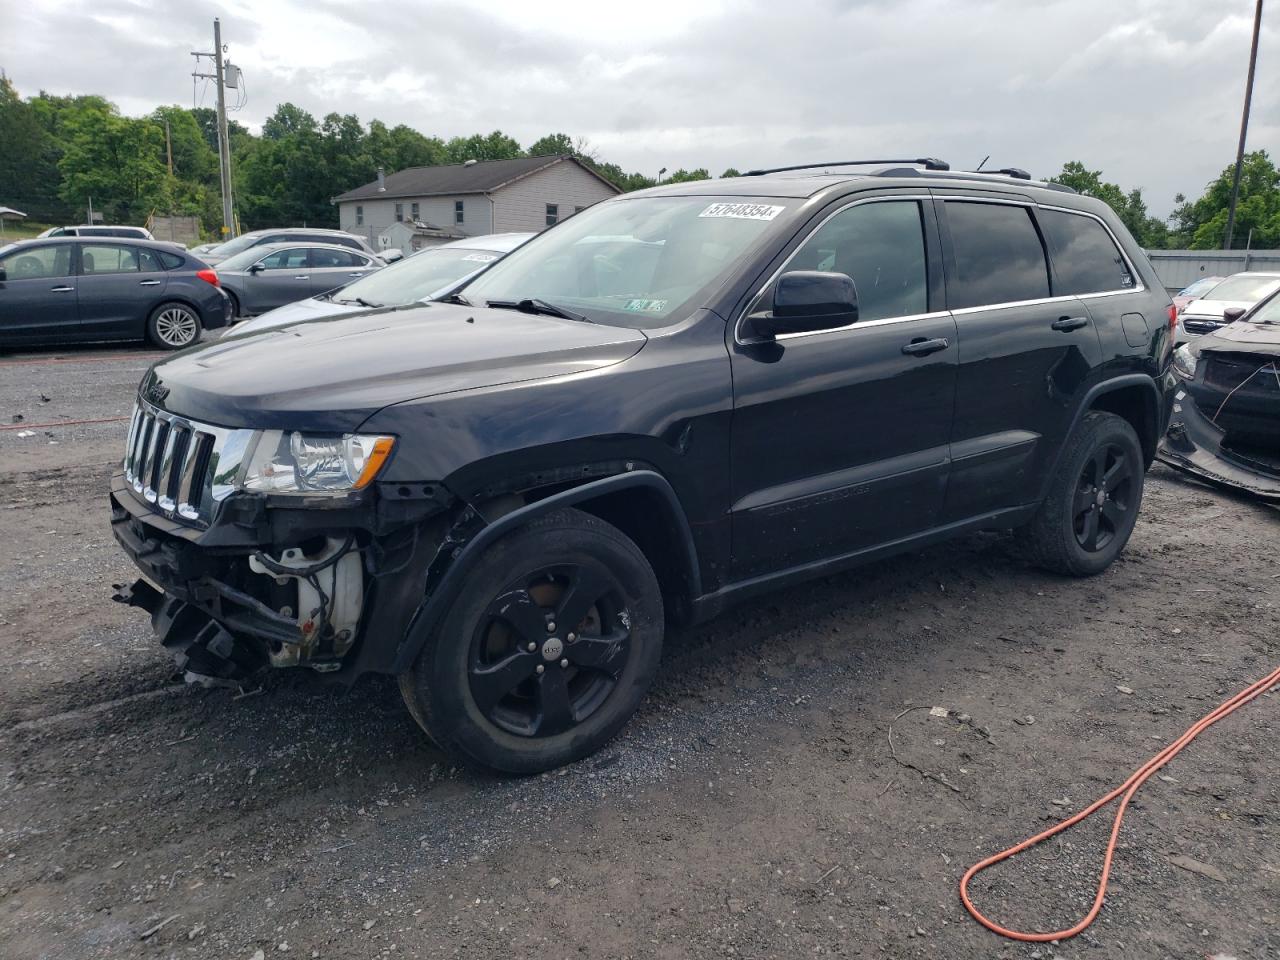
[202,291,233,331]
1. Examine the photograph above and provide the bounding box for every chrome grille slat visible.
[121,400,255,528]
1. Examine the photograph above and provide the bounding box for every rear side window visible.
[787,199,928,322]
[944,202,1049,309]
[312,248,365,268]
[1038,209,1133,294]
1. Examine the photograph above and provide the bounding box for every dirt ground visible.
[0,341,1277,960]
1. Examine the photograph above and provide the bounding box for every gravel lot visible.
[1,340,1277,960]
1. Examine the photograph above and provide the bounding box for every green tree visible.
[444,130,523,163]
[0,75,68,220]
[1048,161,1168,248]
[57,102,168,222]
[527,132,575,157]
[720,167,742,178]
[1170,151,1280,249]
[664,168,710,183]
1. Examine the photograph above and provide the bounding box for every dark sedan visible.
[0,238,231,350]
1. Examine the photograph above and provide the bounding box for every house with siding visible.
[334,155,620,250]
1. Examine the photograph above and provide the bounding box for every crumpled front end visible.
[1158,384,1280,502]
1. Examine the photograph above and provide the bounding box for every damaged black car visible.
[1160,290,1280,502]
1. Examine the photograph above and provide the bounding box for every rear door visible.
[0,243,78,341]
[728,195,957,578]
[308,249,377,297]
[936,195,1102,520]
[77,243,168,339]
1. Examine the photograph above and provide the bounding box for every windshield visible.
[205,234,265,259]
[460,195,797,327]
[332,246,508,307]
[1205,275,1280,302]
[1249,292,1280,325]
[1178,277,1221,298]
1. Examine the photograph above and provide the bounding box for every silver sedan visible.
[214,242,382,318]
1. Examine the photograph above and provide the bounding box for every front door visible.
[77,243,169,339]
[729,197,957,579]
[936,197,1103,520]
[0,242,78,342]
[248,247,315,313]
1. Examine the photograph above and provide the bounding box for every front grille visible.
[1203,355,1280,394]
[122,402,251,526]
[1183,318,1223,335]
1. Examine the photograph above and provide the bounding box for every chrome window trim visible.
[734,193,934,346]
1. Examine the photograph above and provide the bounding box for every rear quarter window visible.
[157,250,186,270]
[1038,209,1134,295]
[944,201,1050,309]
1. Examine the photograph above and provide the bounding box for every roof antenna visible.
[976,155,989,172]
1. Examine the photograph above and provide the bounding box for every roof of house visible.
[334,154,620,203]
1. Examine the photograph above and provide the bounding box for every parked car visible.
[230,233,533,335]
[1161,287,1280,501]
[38,224,156,240]
[1171,275,1224,314]
[110,159,1175,773]
[216,242,382,318]
[0,237,230,350]
[188,242,221,257]
[1176,271,1280,343]
[200,228,383,266]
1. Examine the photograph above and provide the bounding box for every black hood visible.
[1195,318,1280,358]
[143,304,647,431]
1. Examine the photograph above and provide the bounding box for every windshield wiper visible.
[336,296,381,308]
[439,292,472,306]
[486,298,592,323]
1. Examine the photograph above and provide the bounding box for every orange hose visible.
[961,662,1280,942]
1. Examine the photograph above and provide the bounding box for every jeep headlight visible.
[1172,343,1201,380]
[240,431,395,496]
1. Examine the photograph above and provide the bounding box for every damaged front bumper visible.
[1157,388,1280,502]
[109,472,441,682]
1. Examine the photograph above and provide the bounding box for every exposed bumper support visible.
[1157,389,1280,502]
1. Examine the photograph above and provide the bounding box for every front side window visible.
[256,248,311,270]
[81,244,141,275]
[944,201,1050,309]
[395,203,404,222]
[462,195,798,328]
[455,200,464,224]
[785,200,928,322]
[1,244,73,279]
[356,205,364,226]
[546,203,558,226]
[1038,209,1133,295]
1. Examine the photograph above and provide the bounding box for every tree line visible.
[1,75,1276,249]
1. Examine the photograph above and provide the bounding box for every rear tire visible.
[147,302,202,350]
[225,290,241,321]
[399,508,663,774]
[1022,411,1144,576]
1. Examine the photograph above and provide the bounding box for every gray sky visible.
[6,0,1277,216]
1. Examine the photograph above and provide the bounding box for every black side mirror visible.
[1222,306,1247,323]
[750,271,859,338]
[247,263,264,275]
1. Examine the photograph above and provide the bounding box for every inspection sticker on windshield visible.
[698,202,784,221]
[461,253,498,263]
[624,298,668,313]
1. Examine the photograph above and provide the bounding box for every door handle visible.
[348,272,364,277]
[139,279,161,286]
[50,285,74,292]
[294,275,310,280]
[901,337,949,356]
[1051,316,1089,332]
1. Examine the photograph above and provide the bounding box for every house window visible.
[394,203,404,222]
[545,203,559,226]
[455,200,464,224]
[355,205,363,226]
[574,205,586,214]
[411,202,420,221]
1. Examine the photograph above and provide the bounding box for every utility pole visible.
[1224,0,1264,250]
[164,119,173,177]
[192,18,236,238]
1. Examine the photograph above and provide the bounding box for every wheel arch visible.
[389,469,701,674]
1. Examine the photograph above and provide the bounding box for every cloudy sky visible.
[6,0,1277,215]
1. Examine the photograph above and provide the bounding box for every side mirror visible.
[1222,306,1247,323]
[247,263,265,275]
[750,270,859,338]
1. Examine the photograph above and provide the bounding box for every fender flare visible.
[1036,373,1162,503]
[390,469,701,674]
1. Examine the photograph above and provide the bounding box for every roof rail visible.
[870,166,1079,194]
[743,157,950,176]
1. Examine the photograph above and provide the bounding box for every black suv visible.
[110,159,1176,773]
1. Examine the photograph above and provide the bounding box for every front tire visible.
[399,508,664,774]
[147,302,202,350]
[1023,411,1144,576]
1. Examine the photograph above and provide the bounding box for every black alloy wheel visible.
[468,564,632,738]
[1072,441,1136,553]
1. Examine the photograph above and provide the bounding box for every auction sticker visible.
[461,253,498,263]
[698,202,785,221]
[624,298,668,312]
